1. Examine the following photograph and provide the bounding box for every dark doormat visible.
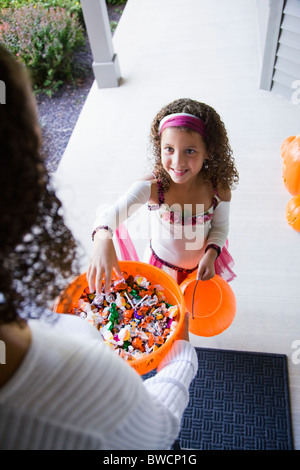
[143,347,294,450]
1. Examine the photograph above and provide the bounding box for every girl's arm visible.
[197,188,231,281]
[87,179,154,293]
[206,188,231,248]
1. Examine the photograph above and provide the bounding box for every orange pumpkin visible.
[286,195,300,232]
[281,135,300,195]
[281,136,295,160]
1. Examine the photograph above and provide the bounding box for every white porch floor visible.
[54,0,300,449]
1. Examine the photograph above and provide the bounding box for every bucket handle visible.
[191,279,199,320]
[191,278,223,319]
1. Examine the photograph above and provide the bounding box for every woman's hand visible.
[177,311,190,342]
[197,248,217,281]
[87,231,122,294]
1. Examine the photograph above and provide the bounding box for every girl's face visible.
[160,127,207,185]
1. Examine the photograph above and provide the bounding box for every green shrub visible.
[106,0,127,4]
[0,4,84,94]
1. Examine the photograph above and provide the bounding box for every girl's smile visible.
[160,127,207,186]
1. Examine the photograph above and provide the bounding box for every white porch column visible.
[81,0,121,88]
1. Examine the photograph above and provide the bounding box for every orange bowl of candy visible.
[53,261,185,375]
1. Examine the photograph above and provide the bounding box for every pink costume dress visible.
[96,178,236,285]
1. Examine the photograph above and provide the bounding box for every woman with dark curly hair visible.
[0,48,80,329]
[0,45,198,450]
[88,98,239,293]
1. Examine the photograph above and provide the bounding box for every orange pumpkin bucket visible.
[286,195,300,232]
[281,135,300,196]
[53,261,185,375]
[180,273,236,337]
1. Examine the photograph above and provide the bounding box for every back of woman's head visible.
[0,45,80,324]
[0,45,44,251]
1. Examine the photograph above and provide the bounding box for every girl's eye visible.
[165,147,173,153]
[186,149,196,155]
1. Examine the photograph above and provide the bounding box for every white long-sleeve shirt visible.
[94,179,230,270]
[0,313,198,450]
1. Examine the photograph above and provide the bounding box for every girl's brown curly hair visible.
[0,45,81,325]
[148,98,239,192]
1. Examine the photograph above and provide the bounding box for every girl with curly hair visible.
[0,46,198,450]
[88,98,239,293]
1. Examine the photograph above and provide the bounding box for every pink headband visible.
[159,113,206,138]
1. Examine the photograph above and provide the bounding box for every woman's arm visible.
[4,316,197,450]
[106,339,198,450]
[53,313,198,450]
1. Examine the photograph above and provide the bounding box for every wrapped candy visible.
[69,272,179,362]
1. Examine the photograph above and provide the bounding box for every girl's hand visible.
[197,249,217,281]
[87,232,122,294]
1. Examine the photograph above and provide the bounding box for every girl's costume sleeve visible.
[206,200,230,250]
[93,180,152,233]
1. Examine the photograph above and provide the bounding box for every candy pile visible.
[69,273,179,361]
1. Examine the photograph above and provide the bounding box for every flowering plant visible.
[0,4,84,94]
[0,0,82,18]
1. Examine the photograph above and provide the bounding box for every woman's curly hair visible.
[148,98,239,192]
[0,45,81,325]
